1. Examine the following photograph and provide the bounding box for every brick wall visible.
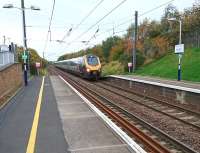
[0,63,22,106]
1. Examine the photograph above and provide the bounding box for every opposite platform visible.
[110,75,200,93]
[109,75,200,110]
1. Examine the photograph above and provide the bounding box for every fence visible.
[183,30,200,48]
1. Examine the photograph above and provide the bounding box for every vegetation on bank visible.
[135,48,200,82]
[102,61,125,76]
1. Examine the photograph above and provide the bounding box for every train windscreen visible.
[87,56,99,65]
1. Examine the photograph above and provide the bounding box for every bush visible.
[39,68,47,76]
[102,61,124,76]
[136,51,146,67]
[30,64,37,75]
[30,63,46,76]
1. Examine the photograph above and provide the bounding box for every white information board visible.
[175,44,184,54]
[128,62,132,67]
[36,62,41,68]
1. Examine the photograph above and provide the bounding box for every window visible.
[87,55,99,66]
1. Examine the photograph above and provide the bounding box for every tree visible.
[16,47,47,75]
[161,4,180,31]
[102,36,121,62]
[109,40,124,62]
[92,45,105,63]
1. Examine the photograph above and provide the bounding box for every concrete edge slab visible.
[68,144,128,152]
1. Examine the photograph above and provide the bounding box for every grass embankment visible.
[135,48,200,82]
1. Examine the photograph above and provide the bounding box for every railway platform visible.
[109,75,200,111]
[110,75,200,92]
[0,75,143,153]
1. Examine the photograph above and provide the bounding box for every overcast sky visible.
[0,0,196,61]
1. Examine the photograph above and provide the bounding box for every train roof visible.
[55,54,98,63]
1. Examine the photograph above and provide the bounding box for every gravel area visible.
[87,80,200,152]
[105,78,200,113]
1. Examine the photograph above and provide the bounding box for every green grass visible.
[134,48,200,82]
[102,61,124,76]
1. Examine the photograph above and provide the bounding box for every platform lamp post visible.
[168,17,183,81]
[3,1,40,86]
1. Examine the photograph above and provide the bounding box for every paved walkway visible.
[0,76,139,153]
[0,77,68,153]
[50,76,134,153]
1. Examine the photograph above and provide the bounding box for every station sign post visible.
[175,44,184,81]
[128,62,132,73]
[35,62,40,76]
[22,51,28,86]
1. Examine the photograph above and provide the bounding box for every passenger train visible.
[55,54,101,80]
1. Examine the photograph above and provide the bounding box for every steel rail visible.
[103,79,200,116]
[96,82,200,130]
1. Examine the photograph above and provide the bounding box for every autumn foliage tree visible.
[17,47,47,74]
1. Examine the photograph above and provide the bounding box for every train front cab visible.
[83,55,101,80]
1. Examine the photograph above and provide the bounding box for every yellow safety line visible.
[26,76,45,153]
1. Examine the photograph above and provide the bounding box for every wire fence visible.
[183,30,200,48]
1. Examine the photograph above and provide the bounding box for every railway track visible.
[94,81,200,130]
[50,67,198,153]
[104,78,200,113]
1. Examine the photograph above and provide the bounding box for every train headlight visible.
[86,68,90,72]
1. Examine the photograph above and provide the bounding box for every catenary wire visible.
[88,0,176,43]
[61,0,105,41]
[53,0,177,59]
[139,0,175,17]
[43,0,56,53]
[67,0,128,45]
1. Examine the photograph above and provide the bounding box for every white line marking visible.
[68,144,128,152]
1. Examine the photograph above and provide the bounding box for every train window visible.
[87,56,98,65]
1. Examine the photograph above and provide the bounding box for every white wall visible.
[0,45,15,67]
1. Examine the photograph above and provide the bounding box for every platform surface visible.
[50,76,133,153]
[0,77,69,153]
[0,75,136,153]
